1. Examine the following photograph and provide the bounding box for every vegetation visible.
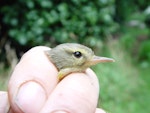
[94,40,150,113]
[0,0,150,113]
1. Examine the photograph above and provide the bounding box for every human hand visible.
[0,46,106,113]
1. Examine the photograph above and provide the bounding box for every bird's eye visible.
[73,51,82,58]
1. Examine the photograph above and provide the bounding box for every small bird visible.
[45,43,114,80]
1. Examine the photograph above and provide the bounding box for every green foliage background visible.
[0,0,150,113]
[1,0,119,46]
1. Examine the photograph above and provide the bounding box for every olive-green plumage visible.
[46,43,114,80]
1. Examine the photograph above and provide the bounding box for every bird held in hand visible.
[45,43,114,81]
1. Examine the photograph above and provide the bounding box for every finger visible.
[8,46,58,113]
[40,68,100,113]
[0,91,10,113]
[95,108,106,113]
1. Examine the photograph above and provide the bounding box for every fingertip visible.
[95,108,106,113]
[85,68,100,89]
[0,91,10,113]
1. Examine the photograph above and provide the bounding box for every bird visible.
[45,43,114,81]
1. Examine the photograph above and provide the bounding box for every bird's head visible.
[46,43,114,70]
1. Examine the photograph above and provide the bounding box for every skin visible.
[0,46,106,113]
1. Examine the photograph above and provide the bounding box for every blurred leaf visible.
[40,0,52,8]
[139,40,150,61]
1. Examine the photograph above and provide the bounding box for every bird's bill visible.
[89,55,115,65]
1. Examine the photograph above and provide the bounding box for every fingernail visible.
[15,81,47,113]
